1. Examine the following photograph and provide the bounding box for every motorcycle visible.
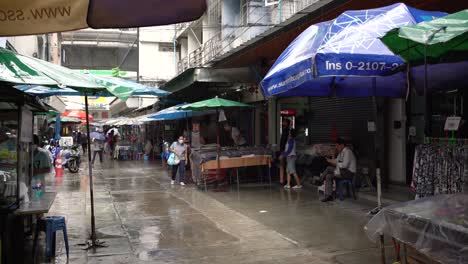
[62,145,81,173]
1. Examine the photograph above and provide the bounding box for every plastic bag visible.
[167,153,180,165]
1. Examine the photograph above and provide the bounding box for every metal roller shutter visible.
[308,97,375,158]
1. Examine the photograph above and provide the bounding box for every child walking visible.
[281,129,302,189]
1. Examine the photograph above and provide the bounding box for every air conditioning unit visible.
[265,0,279,6]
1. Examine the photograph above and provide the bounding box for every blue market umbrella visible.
[261,3,446,98]
[15,77,170,98]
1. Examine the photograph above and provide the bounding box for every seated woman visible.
[320,138,356,202]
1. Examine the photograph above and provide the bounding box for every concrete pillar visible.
[268,98,277,146]
[49,33,61,64]
[386,98,406,184]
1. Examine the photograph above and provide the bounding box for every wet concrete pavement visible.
[31,158,392,263]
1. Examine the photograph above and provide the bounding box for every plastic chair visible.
[33,216,69,259]
[336,178,356,201]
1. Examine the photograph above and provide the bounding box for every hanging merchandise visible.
[218,109,227,122]
[411,139,468,199]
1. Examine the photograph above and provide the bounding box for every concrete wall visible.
[140,26,175,43]
[240,0,270,43]
[203,15,218,43]
[179,38,188,59]
[7,35,39,57]
[139,41,176,82]
[138,26,177,82]
[61,45,138,71]
[187,28,202,54]
[222,0,240,53]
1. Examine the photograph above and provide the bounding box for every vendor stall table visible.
[15,192,56,215]
[200,155,272,191]
[365,194,468,264]
[114,145,132,160]
[1,192,56,263]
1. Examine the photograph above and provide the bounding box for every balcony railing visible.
[176,0,321,74]
[177,46,204,73]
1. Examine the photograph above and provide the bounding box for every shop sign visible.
[82,96,108,110]
[444,116,461,131]
[280,110,296,116]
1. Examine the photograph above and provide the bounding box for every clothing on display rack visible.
[412,141,468,199]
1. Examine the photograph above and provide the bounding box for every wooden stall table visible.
[200,155,272,191]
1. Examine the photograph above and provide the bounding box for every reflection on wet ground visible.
[29,158,391,264]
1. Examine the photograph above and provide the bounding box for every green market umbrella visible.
[381,10,468,139]
[0,48,135,99]
[180,97,252,191]
[381,10,468,63]
[180,96,252,111]
[0,48,135,249]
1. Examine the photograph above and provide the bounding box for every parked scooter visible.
[62,145,81,173]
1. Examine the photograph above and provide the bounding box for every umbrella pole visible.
[369,78,382,215]
[216,108,220,190]
[423,44,431,136]
[83,93,105,249]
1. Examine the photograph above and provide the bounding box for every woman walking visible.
[170,135,188,186]
[281,129,302,189]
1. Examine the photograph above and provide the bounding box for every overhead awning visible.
[162,67,260,94]
[0,85,50,112]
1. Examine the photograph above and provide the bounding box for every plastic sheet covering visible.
[365,194,468,264]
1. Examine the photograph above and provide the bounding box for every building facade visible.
[163,0,466,187]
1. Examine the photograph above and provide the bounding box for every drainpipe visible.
[42,34,49,61]
[137,28,140,83]
[173,24,177,74]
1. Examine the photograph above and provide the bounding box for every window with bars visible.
[158,43,174,52]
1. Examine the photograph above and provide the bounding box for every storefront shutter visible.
[308,97,375,157]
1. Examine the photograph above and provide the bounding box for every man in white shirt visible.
[223,123,247,146]
[321,138,356,202]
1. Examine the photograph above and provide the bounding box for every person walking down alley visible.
[80,132,88,154]
[170,135,188,186]
[279,119,291,185]
[91,130,105,166]
[281,129,302,190]
[320,138,356,202]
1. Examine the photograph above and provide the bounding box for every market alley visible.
[29,159,391,264]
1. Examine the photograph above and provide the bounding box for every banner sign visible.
[0,0,88,36]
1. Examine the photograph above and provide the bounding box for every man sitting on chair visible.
[320,138,356,202]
